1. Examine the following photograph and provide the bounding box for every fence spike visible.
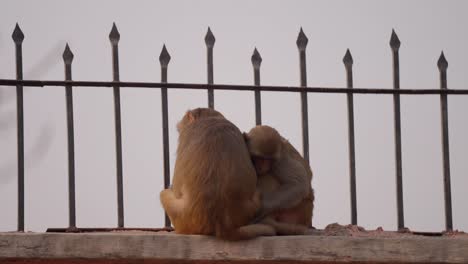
[343,47,357,225]
[159,44,171,67]
[343,49,353,67]
[296,27,308,51]
[251,47,262,68]
[159,44,171,227]
[62,43,74,64]
[390,29,401,50]
[205,27,215,48]
[12,22,25,232]
[437,51,448,70]
[390,27,405,230]
[12,23,25,44]
[109,23,120,44]
[109,21,124,228]
[205,27,215,108]
[252,47,262,125]
[63,41,76,229]
[437,50,452,231]
[297,27,310,163]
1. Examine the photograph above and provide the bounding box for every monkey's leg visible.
[236,224,277,239]
[218,192,276,240]
[160,189,186,223]
[261,217,309,236]
[236,193,277,239]
[220,223,276,241]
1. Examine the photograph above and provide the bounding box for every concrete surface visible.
[1,231,468,263]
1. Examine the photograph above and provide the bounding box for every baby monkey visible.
[244,125,314,235]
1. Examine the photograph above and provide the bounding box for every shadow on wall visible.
[0,41,63,185]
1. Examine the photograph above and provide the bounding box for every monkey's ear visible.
[187,111,195,123]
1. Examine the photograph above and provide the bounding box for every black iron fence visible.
[1,23,467,233]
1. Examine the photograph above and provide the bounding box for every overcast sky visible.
[1,0,467,232]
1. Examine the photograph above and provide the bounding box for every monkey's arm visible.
[262,181,309,212]
[252,180,309,223]
[256,162,311,220]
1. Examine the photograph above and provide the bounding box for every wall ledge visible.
[1,231,468,263]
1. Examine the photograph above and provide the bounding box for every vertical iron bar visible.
[109,23,124,228]
[205,28,215,109]
[252,48,262,125]
[390,30,405,230]
[437,52,453,231]
[159,45,171,227]
[63,44,76,228]
[343,49,357,225]
[12,23,25,232]
[297,28,310,163]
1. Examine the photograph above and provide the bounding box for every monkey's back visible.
[284,140,314,225]
[172,117,258,235]
[269,139,314,227]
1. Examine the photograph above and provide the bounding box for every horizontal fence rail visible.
[1,79,467,94]
[1,23,464,233]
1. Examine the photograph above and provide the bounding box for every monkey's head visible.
[244,125,283,175]
[177,108,225,132]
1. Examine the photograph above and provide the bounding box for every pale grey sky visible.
[0,0,467,232]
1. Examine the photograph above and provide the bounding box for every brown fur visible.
[160,108,276,240]
[245,125,314,235]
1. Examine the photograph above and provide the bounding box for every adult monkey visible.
[244,125,314,235]
[160,108,275,240]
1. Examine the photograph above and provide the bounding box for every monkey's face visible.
[252,156,273,175]
[244,125,282,176]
